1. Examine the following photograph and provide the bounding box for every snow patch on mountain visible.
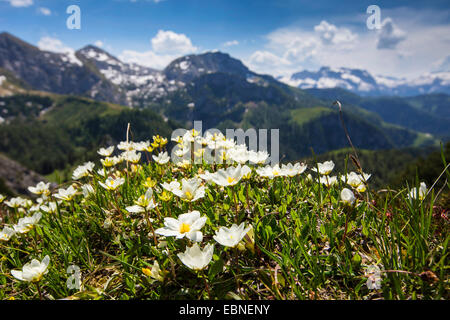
[285,66,450,96]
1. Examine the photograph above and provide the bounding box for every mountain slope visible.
[0,32,126,105]
[285,66,450,97]
[305,88,450,137]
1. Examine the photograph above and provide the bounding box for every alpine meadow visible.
[0,0,448,302]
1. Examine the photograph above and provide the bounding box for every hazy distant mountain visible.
[0,32,442,164]
[283,66,450,96]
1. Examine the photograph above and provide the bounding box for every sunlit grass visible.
[0,132,448,300]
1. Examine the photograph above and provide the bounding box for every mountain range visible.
[0,31,449,191]
[282,66,450,97]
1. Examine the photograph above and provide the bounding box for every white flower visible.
[101,156,122,167]
[409,182,427,200]
[13,212,42,234]
[54,185,78,201]
[133,141,150,152]
[5,197,28,208]
[256,164,283,179]
[155,211,207,242]
[72,162,95,180]
[248,150,269,165]
[198,170,215,184]
[40,202,58,214]
[170,178,205,202]
[319,175,338,187]
[81,184,95,197]
[365,265,382,290]
[98,146,115,157]
[161,181,181,193]
[281,163,307,177]
[311,161,335,175]
[28,182,50,196]
[341,188,356,205]
[126,188,157,213]
[0,194,5,203]
[153,151,170,165]
[99,177,125,191]
[213,222,251,248]
[177,243,214,270]
[121,150,141,164]
[342,172,371,189]
[0,226,15,241]
[11,255,50,282]
[227,145,249,164]
[210,164,247,187]
[142,261,164,282]
[117,141,135,151]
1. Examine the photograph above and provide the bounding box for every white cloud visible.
[376,18,407,49]
[244,11,450,80]
[119,50,175,70]
[119,30,197,70]
[94,40,104,48]
[37,36,83,66]
[223,40,239,47]
[38,7,51,16]
[7,0,32,7]
[151,30,197,54]
[314,20,357,46]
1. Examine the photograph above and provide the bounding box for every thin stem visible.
[35,282,43,300]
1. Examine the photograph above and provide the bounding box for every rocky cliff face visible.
[0,32,126,105]
[0,153,49,196]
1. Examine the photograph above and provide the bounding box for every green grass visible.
[0,134,448,300]
[290,107,336,126]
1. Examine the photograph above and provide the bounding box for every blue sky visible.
[1,0,450,79]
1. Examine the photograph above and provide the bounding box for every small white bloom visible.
[5,197,29,208]
[248,150,269,165]
[365,265,382,290]
[210,164,247,187]
[161,181,181,193]
[281,163,307,177]
[143,261,164,282]
[177,243,214,270]
[121,150,141,164]
[256,164,283,179]
[28,182,51,196]
[409,182,427,200]
[40,202,58,214]
[81,184,95,197]
[319,175,338,187]
[117,141,135,151]
[0,226,15,241]
[213,222,251,248]
[13,212,42,234]
[126,188,157,213]
[11,255,50,282]
[98,146,115,157]
[156,211,207,242]
[341,188,356,205]
[153,151,170,165]
[170,178,205,202]
[99,177,125,191]
[72,162,95,180]
[54,185,78,201]
[311,161,335,175]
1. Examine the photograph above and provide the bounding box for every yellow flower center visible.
[227,177,236,184]
[184,191,193,200]
[179,223,191,234]
[273,170,280,176]
[142,268,152,277]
